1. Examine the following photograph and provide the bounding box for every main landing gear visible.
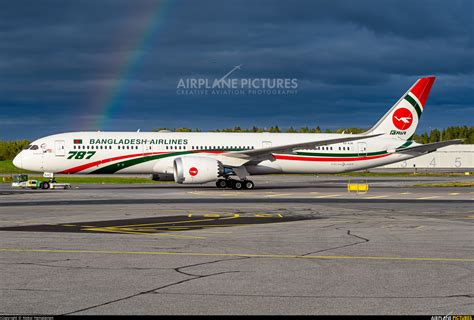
[216,178,255,190]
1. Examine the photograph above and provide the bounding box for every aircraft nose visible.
[13,153,23,169]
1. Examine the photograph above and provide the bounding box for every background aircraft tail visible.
[366,76,436,140]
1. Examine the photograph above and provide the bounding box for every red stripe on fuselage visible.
[273,153,390,162]
[58,150,384,174]
[58,150,226,174]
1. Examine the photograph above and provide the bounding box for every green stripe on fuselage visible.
[404,94,422,119]
[91,151,191,174]
[90,148,249,174]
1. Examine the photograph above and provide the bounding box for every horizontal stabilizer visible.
[397,139,463,155]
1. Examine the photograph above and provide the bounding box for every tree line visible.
[154,125,474,144]
[1,126,472,160]
[0,140,30,161]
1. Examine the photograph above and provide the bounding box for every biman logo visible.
[189,167,198,176]
[392,108,413,130]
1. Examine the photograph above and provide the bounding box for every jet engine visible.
[173,156,223,184]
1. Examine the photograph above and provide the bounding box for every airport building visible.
[380,144,474,171]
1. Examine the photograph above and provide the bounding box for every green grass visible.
[414,181,474,188]
[0,160,171,184]
[0,160,36,174]
[28,176,173,184]
[273,171,471,177]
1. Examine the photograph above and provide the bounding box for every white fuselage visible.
[14,131,417,176]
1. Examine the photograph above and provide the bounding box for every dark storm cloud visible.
[0,0,472,139]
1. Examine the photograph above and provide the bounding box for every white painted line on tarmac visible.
[416,196,440,200]
[264,193,293,198]
[364,195,388,199]
[314,194,341,198]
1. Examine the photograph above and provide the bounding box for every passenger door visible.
[357,142,367,157]
[55,140,65,156]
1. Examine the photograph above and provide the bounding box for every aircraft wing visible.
[222,133,382,162]
[396,139,463,155]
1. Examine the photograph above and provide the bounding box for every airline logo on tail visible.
[392,108,413,130]
[369,76,436,140]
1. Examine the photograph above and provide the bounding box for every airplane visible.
[13,76,463,190]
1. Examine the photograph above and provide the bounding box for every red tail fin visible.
[410,76,436,107]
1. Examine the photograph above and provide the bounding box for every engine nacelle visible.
[173,156,223,184]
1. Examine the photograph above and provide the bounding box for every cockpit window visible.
[23,145,32,150]
[30,145,39,150]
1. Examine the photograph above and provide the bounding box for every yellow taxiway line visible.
[1,248,472,263]
[81,227,206,239]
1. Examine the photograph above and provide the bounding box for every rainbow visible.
[86,0,172,130]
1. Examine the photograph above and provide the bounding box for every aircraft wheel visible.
[41,181,50,190]
[216,179,227,188]
[231,180,243,190]
[243,180,255,190]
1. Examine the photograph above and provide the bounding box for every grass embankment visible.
[277,172,471,177]
[0,160,171,184]
[0,160,36,174]
[25,176,172,184]
[414,181,474,187]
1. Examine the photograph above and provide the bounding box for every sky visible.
[1,0,473,140]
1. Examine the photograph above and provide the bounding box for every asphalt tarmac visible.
[0,175,473,315]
